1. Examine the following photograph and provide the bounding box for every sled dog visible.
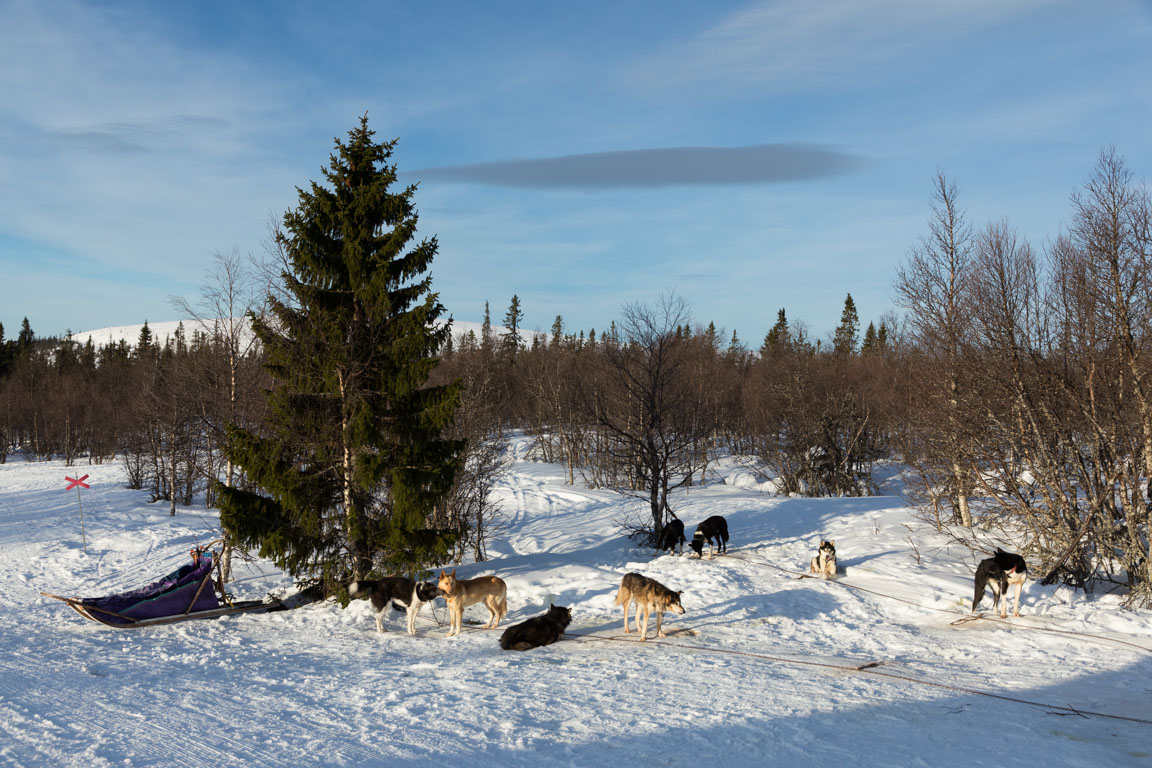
[809,540,837,580]
[348,577,441,635]
[657,518,686,555]
[972,548,1028,618]
[689,515,729,558]
[499,604,572,650]
[614,572,685,641]
[437,569,508,636]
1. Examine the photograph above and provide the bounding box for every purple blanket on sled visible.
[79,554,219,625]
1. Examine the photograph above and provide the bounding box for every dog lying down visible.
[499,604,572,650]
[348,577,441,634]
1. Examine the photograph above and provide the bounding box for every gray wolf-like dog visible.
[614,572,685,641]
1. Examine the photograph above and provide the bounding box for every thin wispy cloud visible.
[624,0,1067,95]
[412,144,862,189]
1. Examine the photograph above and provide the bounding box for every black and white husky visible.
[348,577,441,634]
[810,539,837,580]
[972,548,1027,618]
[689,515,729,558]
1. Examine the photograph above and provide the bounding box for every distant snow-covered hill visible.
[74,318,537,349]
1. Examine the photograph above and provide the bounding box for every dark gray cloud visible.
[410,144,863,189]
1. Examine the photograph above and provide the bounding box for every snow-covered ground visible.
[2,438,1150,767]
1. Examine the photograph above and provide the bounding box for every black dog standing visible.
[972,548,1027,618]
[656,518,686,555]
[689,515,729,558]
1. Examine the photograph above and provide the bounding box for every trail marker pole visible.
[65,474,91,553]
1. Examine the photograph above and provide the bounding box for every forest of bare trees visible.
[1,147,1149,604]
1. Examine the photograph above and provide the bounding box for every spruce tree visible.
[861,322,878,354]
[761,308,789,358]
[16,317,34,361]
[833,294,859,356]
[218,116,463,587]
[550,315,564,347]
[501,295,523,355]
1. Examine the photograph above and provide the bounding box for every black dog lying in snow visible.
[499,604,572,650]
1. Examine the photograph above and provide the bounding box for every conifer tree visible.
[0,322,8,377]
[16,317,34,361]
[550,315,564,347]
[761,308,789,358]
[502,295,523,355]
[218,116,463,586]
[481,301,493,351]
[833,294,859,356]
[861,322,878,354]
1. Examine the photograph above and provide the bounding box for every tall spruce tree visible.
[833,293,859,356]
[501,294,523,355]
[218,116,463,587]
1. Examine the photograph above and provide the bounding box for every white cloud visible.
[623,0,1069,96]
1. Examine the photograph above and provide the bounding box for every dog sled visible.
[41,542,280,628]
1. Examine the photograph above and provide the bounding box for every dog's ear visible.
[829,540,835,547]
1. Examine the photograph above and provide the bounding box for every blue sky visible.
[2,0,1149,345]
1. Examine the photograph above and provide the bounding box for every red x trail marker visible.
[65,474,90,490]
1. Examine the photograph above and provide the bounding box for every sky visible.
[1,0,1150,345]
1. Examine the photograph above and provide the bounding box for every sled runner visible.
[41,543,279,628]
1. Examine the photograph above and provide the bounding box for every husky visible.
[614,572,685,641]
[499,604,572,650]
[689,515,729,558]
[347,577,441,635]
[810,539,837,580]
[972,548,1028,618]
[437,569,508,637]
[656,518,686,555]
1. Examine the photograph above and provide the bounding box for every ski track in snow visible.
[2,440,1151,767]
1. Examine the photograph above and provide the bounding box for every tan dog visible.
[614,572,685,641]
[437,569,508,637]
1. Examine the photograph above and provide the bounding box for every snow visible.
[71,319,533,351]
[2,439,1151,767]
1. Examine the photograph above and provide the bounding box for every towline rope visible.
[720,551,1152,655]
[566,630,1152,726]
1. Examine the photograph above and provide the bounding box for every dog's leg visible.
[655,608,665,638]
[638,603,649,641]
[1012,578,1023,617]
[994,576,1006,618]
[972,572,986,612]
[484,595,497,629]
[375,610,386,633]
[622,594,632,634]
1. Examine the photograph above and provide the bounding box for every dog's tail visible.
[614,583,629,606]
[972,569,987,612]
[348,580,369,598]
